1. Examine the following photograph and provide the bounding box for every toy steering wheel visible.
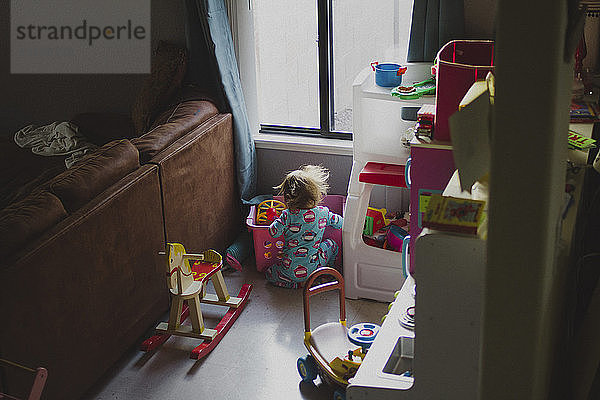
[255,199,286,225]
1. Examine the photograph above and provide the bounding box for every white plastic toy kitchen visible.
[342,40,495,399]
[346,171,488,400]
[342,62,437,303]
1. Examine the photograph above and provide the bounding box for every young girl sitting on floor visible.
[265,165,343,288]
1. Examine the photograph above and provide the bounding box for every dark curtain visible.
[407,0,466,62]
[184,0,257,202]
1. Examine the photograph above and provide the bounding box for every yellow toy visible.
[297,267,374,400]
[328,347,367,380]
[255,199,286,225]
[141,243,252,359]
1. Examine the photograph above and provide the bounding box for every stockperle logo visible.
[11,0,150,74]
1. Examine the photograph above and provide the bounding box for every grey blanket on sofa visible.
[14,121,97,168]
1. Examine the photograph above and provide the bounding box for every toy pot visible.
[371,62,407,87]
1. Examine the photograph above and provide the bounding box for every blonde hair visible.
[274,165,330,210]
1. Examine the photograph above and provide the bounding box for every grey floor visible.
[81,258,388,400]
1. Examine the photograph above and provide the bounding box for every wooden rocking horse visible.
[141,243,252,359]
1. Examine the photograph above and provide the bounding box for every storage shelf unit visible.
[343,63,434,302]
[347,171,487,400]
[348,147,589,398]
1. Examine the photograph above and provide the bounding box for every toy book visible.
[422,194,486,235]
[570,100,600,122]
[568,129,596,150]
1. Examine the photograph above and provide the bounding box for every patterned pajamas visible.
[264,206,343,288]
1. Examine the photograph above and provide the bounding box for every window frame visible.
[257,0,352,140]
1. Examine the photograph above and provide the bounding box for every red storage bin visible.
[434,40,495,142]
[246,195,346,272]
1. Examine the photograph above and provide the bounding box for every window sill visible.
[253,132,353,156]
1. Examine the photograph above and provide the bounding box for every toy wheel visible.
[333,389,346,400]
[297,355,318,382]
[256,199,286,225]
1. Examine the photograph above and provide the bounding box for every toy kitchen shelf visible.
[343,63,436,302]
[349,63,435,171]
[354,64,437,103]
[347,171,488,400]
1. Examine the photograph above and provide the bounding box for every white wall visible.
[256,148,352,196]
[481,0,573,398]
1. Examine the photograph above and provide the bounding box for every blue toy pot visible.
[371,62,407,87]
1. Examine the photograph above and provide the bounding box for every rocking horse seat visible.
[168,254,220,299]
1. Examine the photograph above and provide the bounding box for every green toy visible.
[391,78,436,100]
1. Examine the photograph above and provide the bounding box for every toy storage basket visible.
[434,40,495,142]
[246,195,346,272]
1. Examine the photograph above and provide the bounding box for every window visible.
[247,0,414,139]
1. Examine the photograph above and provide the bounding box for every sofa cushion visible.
[132,100,218,163]
[130,41,187,136]
[48,139,140,213]
[0,136,66,210]
[0,191,67,259]
[71,112,136,146]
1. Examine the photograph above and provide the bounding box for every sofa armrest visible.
[132,100,219,164]
[148,113,241,254]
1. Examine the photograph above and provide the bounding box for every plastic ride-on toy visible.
[297,267,378,400]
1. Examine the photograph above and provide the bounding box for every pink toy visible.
[434,40,494,141]
[385,225,408,252]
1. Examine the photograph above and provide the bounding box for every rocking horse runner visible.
[141,243,252,359]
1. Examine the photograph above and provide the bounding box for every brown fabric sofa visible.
[0,87,241,400]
